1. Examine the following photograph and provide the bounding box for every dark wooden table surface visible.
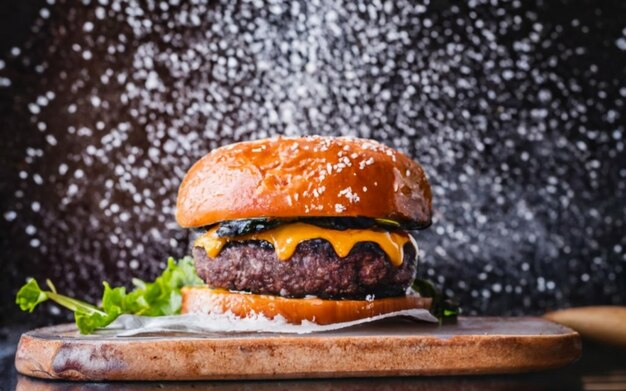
[2,323,626,391]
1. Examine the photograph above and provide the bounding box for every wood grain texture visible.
[15,317,581,381]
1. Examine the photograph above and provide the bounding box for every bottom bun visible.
[181,287,432,325]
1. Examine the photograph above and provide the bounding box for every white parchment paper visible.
[105,309,437,336]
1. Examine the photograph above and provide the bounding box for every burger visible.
[15,135,449,335]
[176,136,435,325]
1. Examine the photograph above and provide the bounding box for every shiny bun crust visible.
[181,287,433,325]
[176,136,432,228]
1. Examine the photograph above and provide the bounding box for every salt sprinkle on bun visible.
[176,136,432,228]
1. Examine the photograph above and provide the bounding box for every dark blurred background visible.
[0,0,624,328]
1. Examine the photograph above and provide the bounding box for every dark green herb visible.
[212,216,426,238]
[304,217,377,230]
[215,218,282,237]
[304,216,428,231]
[412,278,459,321]
[374,218,402,229]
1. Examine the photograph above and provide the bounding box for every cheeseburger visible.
[177,136,433,325]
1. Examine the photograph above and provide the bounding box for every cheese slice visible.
[194,222,417,266]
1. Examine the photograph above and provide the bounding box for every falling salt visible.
[0,0,623,320]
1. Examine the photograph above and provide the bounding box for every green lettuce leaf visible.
[15,256,203,334]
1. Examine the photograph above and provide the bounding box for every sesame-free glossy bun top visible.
[176,136,432,228]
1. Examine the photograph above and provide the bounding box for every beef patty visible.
[193,239,418,299]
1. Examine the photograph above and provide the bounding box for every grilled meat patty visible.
[193,239,418,299]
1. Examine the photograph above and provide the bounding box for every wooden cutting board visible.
[15,317,581,381]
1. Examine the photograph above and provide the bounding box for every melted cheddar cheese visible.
[194,222,417,266]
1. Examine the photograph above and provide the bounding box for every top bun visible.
[176,136,432,229]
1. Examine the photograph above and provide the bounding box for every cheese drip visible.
[194,222,417,266]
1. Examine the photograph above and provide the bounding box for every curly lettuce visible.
[15,256,203,334]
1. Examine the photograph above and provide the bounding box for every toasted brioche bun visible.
[176,136,432,228]
[181,287,432,325]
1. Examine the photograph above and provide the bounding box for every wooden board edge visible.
[15,329,582,380]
